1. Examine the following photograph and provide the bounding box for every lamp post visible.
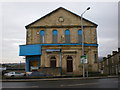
[81,7,90,78]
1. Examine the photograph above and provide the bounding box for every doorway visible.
[67,56,73,72]
[30,61,38,71]
[50,56,56,68]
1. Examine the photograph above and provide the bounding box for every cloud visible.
[98,38,117,43]
[2,38,25,56]
[13,42,25,46]
[3,38,25,48]
[2,38,25,63]
[3,38,25,42]
[1,2,118,63]
[98,37,118,57]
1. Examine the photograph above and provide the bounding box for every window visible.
[119,56,120,62]
[107,59,108,65]
[111,57,114,64]
[65,30,70,43]
[78,30,82,43]
[67,56,73,60]
[52,30,58,43]
[39,30,45,43]
[94,54,97,63]
[50,56,56,68]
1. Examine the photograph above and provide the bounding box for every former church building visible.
[19,7,98,76]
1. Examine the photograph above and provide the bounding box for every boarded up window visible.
[65,30,70,43]
[78,30,82,43]
[52,30,58,43]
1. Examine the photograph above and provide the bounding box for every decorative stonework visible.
[58,16,64,22]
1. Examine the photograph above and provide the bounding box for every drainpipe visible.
[60,47,62,75]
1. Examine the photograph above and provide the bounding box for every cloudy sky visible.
[0,0,119,63]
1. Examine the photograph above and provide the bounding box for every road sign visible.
[81,55,88,64]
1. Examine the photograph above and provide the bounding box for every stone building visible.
[19,7,98,76]
[99,48,120,75]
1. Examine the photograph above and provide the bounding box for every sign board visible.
[81,55,88,64]
[31,66,38,70]
[46,49,60,52]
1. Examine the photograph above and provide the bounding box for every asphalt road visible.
[2,78,119,88]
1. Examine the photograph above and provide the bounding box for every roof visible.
[25,7,98,29]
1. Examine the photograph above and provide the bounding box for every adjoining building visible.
[19,7,98,76]
[99,48,120,75]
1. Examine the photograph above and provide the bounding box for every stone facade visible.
[20,7,98,76]
[99,48,120,75]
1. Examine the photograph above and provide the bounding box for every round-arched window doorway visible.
[50,56,56,68]
[66,56,73,72]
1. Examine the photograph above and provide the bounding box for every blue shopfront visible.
[19,43,98,72]
[19,44,41,72]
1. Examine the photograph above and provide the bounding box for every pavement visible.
[1,75,119,82]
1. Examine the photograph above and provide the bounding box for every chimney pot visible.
[107,54,111,58]
[112,51,117,55]
[103,57,106,60]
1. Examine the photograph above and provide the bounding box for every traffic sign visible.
[81,55,88,64]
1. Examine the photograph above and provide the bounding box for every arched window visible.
[39,30,45,43]
[78,30,82,43]
[50,56,56,68]
[65,30,70,43]
[52,30,58,43]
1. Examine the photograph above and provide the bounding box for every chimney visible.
[112,51,117,55]
[107,54,111,58]
[118,48,120,52]
[103,57,106,60]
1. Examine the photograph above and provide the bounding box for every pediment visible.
[26,7,97,28]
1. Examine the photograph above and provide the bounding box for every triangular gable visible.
[25,7,98,29]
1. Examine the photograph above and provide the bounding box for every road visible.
[2,78,119,88]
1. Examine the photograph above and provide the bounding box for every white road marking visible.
[2,86,39,88]
[60,80,119,87]
[60,83,98,87]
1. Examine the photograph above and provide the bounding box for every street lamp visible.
[81,7,90,78]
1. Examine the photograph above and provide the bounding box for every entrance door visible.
[67,56,73,72]
[30,61,38,71]
[50,56,56,68]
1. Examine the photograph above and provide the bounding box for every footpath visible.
[1,75,119,82]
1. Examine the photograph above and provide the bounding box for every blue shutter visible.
[39,30,45,43]
[52,30,58,35]
[78,30,82,35]
[78,30,82,43]
[65,30,70,35]
[40,30,45,36]
[52,30,58,43]
[65,30,70,43]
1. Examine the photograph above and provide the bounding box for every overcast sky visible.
[0,1,119,63]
